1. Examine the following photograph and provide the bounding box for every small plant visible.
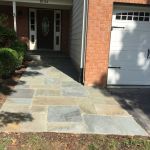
[88,144,97,150]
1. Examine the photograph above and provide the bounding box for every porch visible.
[0,0,86,83]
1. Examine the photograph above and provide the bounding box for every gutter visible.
[79,0,89,84]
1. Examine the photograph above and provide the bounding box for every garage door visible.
[107,5,150,85]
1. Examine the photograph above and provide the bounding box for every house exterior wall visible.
[70,0,84,71]
[16,7,29,47]
[84,0,150,87]
[0,5,70,51]
[0,5,29,46]
[0,5,13,28]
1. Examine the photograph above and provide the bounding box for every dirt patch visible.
[0,133,149,150]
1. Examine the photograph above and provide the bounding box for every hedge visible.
[11,40,27,66]
[0,48,19,78]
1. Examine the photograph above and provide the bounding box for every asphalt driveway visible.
[106,88,150,135]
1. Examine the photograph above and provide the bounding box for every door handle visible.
[111,26,125,31]
[147,49,150,59]
[108,67,121,69]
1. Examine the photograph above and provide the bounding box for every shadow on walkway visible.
[0,111,33,127]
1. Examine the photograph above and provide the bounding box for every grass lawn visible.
[0,133,149,150]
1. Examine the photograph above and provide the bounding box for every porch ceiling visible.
[0,0,72,9]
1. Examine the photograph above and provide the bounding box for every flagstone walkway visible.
[0,53,148,136]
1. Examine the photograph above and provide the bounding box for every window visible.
[116,11,150,22]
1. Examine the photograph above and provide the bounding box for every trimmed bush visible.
[0,48,19,78]
[11,40,27,65]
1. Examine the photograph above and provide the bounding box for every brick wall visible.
[0,5,13,28]
[84,0,150,87]
[0,5,29,47]
[61,10,71,55]
[17,7,29,47]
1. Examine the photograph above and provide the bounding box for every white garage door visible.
[107,5,150,85]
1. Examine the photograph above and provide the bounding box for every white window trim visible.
[54,10,61,51]
[29,8,37,50]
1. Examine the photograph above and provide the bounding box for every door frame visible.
[29,9,62,51]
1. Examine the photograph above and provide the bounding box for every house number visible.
[40,0,48,4]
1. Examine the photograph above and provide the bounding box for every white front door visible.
[54,10,61,51]
[107,5,150,85]
[29,9,37,50]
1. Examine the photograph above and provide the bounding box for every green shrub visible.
[0,48,19,78]
[0,26,17,47]
[11,40,27,65]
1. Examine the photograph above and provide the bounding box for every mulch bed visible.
[0,133,149,150]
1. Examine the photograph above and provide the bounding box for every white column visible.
[12,1,17,32]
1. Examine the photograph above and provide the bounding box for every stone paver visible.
[84,115,148,136]
[0,53,149,136]
[48,106,82,122]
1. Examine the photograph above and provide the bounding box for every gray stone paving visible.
[48,106,82,122]
[0,53,149,136]
[84,115,147,136]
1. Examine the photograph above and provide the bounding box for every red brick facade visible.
[0,5,70,51]
[16,7,29,47]
[0,5,29,46]
[84,0,150,87]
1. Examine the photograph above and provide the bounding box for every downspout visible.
[79,0,89,84]
[12,1,17,32]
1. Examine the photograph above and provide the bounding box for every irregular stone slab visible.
[30,105,48,113]
[20,112,47,132]
[8,89,34,98]
[94,104,130,116]
[33,97,76,106]
[14,85,30,89]
[84,115,148,136]
[35,89,60,97]
[44,78,60,85]
[47,122,87,133]
[62,81,82,87]
[76,102,97,114]
[62,87,88,97]
[6,98,32,105]
[48,106,82,122]
[1,103,30,113]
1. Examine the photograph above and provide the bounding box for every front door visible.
[37,10,54,50]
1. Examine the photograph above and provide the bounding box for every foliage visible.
[0,15,27,78]
[0,26,17,47]
[0,48,19,78]
[11,40,27,65]
[0,14,8,27]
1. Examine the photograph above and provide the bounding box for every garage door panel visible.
[108,69,150,85]
[110,46,150,52]
[112,22,150,32]
[111,31,150,43]
[108,5,150,85]
[110,49,148,61]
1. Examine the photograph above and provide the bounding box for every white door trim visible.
[54,10,61,51]
[29,8,37,50]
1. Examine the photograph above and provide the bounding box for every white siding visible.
[70,0,84,71]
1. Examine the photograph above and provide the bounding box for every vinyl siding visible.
[70,0,84,71]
